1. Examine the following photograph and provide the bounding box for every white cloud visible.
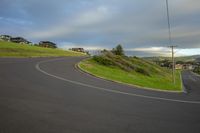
[59,42,107,50]
[128,47,171,56]
[128,46,200,57]
[130,47,169,52]
[172,0,200,15]
[1,0,200,56]
[176,48,200,56]
[28,5,111,39]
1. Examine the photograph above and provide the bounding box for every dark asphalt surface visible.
[0,57,200,133]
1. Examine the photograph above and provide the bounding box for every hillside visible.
[0,41,85,57]
[196,57,200,62]
[144,55,200,62]
[79,51,182,91]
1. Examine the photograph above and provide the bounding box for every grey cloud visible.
[0,0,200,53]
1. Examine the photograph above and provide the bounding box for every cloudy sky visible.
[0,0,200,56]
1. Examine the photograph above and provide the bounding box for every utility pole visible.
[166,0,172,45]
[169,45,177,84]
[166,0,176,84]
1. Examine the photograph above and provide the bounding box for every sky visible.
[0,0,200,57]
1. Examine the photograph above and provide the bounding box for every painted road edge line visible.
[35,58,200,104]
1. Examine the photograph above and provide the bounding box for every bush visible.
[105,52,135,71]
[111,44,124,56]
[92,50,150,76]
[93,55,113,66]
[193,67,200,74]
[135,67,150,76]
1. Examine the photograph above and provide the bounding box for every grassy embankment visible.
[79,51,182,91]
[0,41,85,57]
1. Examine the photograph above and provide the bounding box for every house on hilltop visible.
[175,64,183,70]
[0,35,12,41]
[10,37,31,44]
[0,35,31,44]
[71,48,85,53]
[39,41,57,48]
[182,64,195,70]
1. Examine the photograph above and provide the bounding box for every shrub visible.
[193,67,200,74]
[135,67,150,76]
[93,55,113,66]
[111,44,124,56]
[92,50,151,76]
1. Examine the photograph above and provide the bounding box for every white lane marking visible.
[35,58,200,104]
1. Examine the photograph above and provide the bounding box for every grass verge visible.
[79,58,182,92]
[0,41,86,57]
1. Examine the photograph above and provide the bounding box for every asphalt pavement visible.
[0,57,200,133]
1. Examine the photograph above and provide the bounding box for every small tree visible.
[112,44,124,56]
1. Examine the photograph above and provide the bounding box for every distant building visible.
[0,35,32,44]
[39,41,57,48]
[10,37,31,44]
[182,64,194,70]
[0,35,12,41]
[71,48,85,53]
[175,64,183,70]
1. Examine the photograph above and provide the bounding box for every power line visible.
[166,0,172,45]
[166,0,177,84]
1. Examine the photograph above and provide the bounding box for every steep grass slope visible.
[79,51,182,91]
[0,41,85,57]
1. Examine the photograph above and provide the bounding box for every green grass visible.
[79,55,182,91]
[0,41,86,57]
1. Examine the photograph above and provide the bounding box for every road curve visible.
[0,57,200,133]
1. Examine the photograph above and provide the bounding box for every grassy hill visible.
[144,55,200,62]
[79,51,182,91]
[0,41,85,57]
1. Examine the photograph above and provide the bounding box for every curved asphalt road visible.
[0,57,200,133]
